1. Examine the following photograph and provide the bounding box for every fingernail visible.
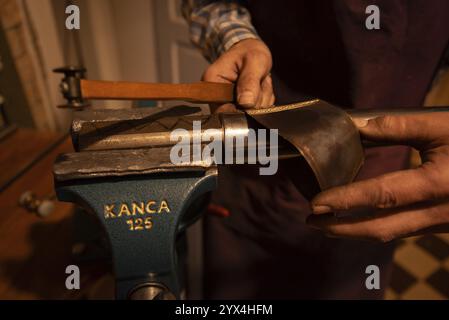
[312,205,332,214]
[238,91,255,107]
[352,118,369,128]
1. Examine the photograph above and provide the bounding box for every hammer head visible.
[54,66,90,109]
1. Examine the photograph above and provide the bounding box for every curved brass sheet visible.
[247,100,364,190]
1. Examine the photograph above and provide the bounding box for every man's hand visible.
[307,113,449,242]
[202,39,274,112]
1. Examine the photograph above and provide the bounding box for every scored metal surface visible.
[248,100,364,190]
[53,146,213,181]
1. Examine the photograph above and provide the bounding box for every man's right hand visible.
[202,39,274,112]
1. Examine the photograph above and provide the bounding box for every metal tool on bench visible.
[52,66,449,299]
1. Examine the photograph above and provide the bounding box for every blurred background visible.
[0,0,448,300]
[0,0,209,131]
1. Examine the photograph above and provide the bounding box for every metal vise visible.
[54,106,219,299]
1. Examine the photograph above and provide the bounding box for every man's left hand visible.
[307,113,449,242]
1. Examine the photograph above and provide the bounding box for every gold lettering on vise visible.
[104,205,116,218]
[118,204,131,217]
[103,200,171,232]
[132,202,145,215]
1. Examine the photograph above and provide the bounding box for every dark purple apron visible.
[203,0,449,299]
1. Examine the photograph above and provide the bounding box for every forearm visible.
[181,0,259,61]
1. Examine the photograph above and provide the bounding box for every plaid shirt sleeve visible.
[181,0,259,62]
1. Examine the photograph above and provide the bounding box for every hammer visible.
[54,66,235,109]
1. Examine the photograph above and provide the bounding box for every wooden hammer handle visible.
[80,79,235,103]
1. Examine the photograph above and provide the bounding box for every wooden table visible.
[0,128,113,299]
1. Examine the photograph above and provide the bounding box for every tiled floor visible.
[386,233,449,300]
